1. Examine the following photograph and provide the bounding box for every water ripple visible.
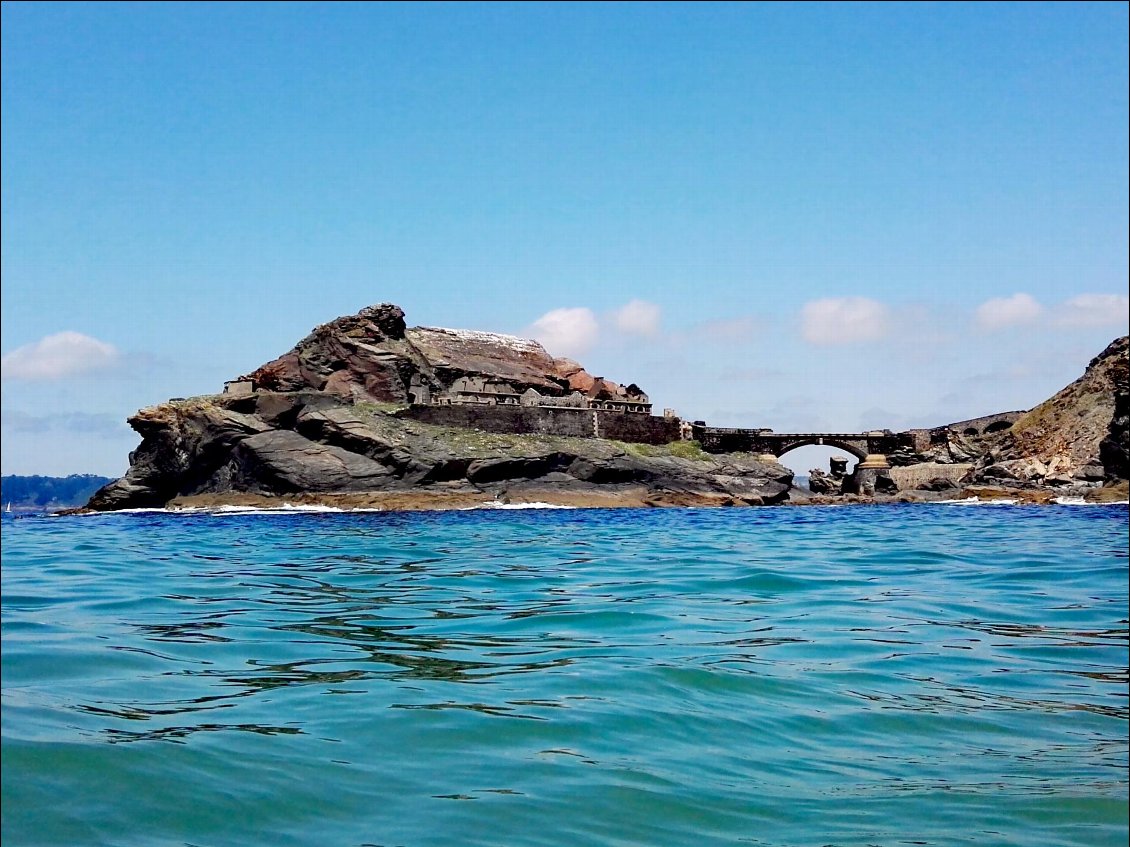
[2,505,1126,847]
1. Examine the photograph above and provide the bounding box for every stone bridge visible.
[691,425,918,493]
[692,425,911,462]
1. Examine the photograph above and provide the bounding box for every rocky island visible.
[84,305,1128,511]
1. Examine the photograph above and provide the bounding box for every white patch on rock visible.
[414,327,549,355]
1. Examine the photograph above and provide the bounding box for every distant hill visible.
[2,475,115,509]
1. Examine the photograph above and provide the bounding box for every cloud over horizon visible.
[800,297,891,345]
[1,332,122,381]
[974,292,1129,332]
[974,293,1044,331]
[528,299,667,357]
[611,299,662,337]
[527,307,600,357]
[1053,293,1130,328]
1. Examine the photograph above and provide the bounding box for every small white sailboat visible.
[5,502,11,514]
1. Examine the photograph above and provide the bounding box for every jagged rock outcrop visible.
[87,304,792,511]
[915,432,984,464]
[242,302,646,406]
[87,394,793,510]
[806,468,837,494]
[965,335,1128,487]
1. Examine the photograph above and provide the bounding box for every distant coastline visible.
[2,474,114,511]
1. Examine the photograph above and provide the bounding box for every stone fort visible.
[220,308,1026,495]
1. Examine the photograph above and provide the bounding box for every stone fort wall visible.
[399,404,680,446]
[595,410,681,444]
[691,426,766,453]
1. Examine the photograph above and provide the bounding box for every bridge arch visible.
[773,444,860,482]
[769,436,869,461]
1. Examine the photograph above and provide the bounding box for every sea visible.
[2,502,1127,847]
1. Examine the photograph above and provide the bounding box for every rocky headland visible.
[83,305,1128,512]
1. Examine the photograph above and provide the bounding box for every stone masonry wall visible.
[400,404,679,445]
[595,411,681,445]
[692,426,764,453]
[401,404,593,437]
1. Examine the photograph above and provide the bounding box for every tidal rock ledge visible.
[87,398,795,510]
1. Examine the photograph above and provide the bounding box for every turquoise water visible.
[2,504,1127,847]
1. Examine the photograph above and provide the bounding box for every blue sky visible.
[2,2,1127,476]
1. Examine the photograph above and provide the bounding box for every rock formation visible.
[86,304,792,511]
[82,303,1128,512]
[240,303,648,408]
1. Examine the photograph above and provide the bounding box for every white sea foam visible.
[1053,496,1130,506]
[935,497,1021,506]
[174,501,575,514]
[212,503,380,513]
[210,504,384,514]
[469,501,576,510]
[934,495,1128,507]
[102,504,385,515]
[107,507,178,514]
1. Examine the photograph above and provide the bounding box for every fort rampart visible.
[399,404,681,445]
[595,410,682,444]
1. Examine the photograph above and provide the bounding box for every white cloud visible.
[611,299,661,337]
[527,307,599,357]
[1052,293,1130,328]
[800,297,891,345]
[1,331,122,381]
[974,293,1043,331]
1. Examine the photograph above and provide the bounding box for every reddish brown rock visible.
[553,358,598,393]
[240,303,652,407]
[404,326,565,394]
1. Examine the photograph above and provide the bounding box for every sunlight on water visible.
[2,505,1127,847]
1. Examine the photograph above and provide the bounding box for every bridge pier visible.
[694,427,914,496]
[853,454,892,496]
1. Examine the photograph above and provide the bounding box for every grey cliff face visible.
[86,393,793,510]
